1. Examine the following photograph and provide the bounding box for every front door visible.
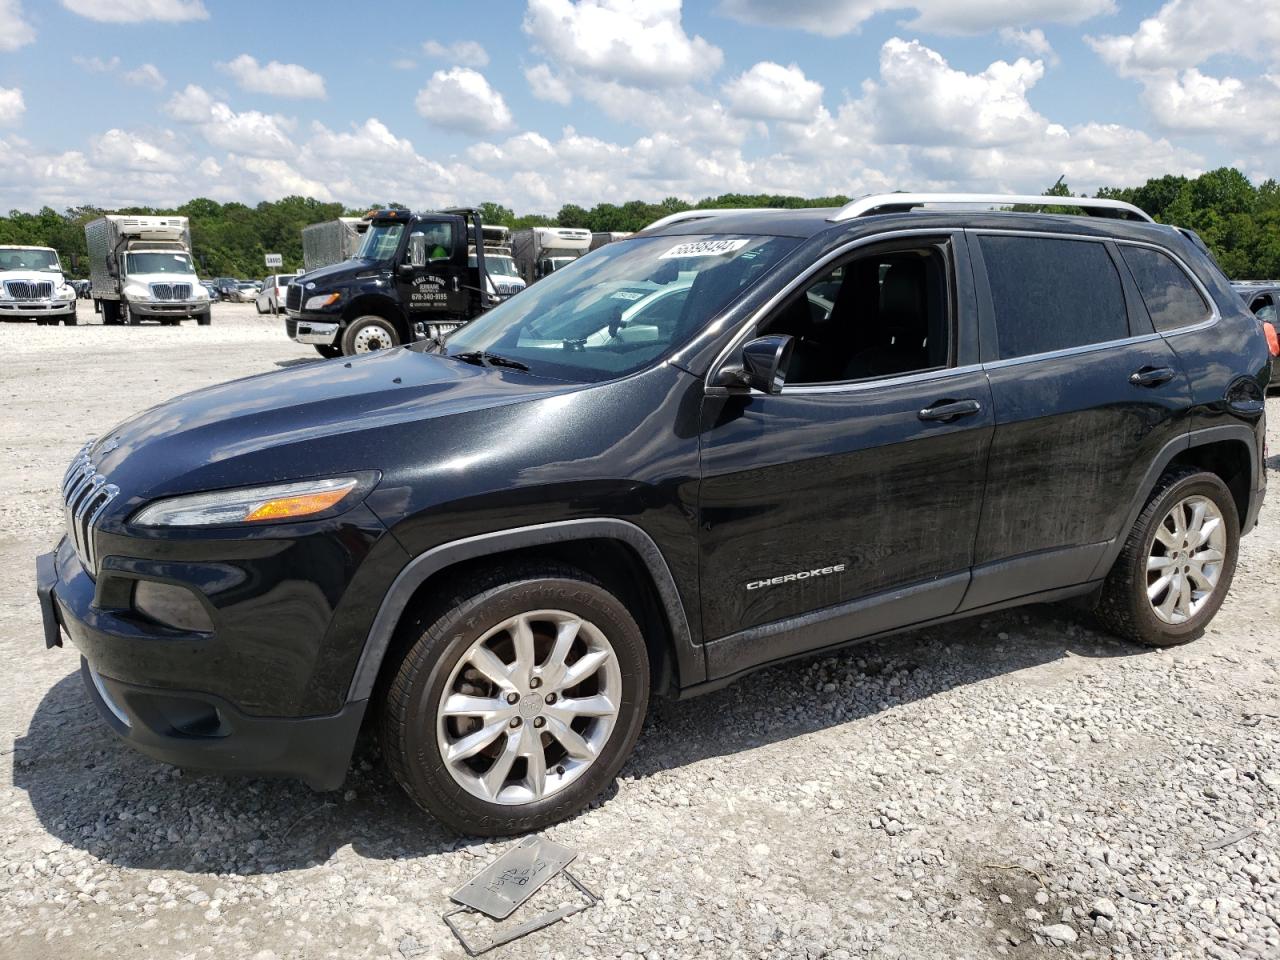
[697,233,993,678]
[398,218,469,325]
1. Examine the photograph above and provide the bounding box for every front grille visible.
[495,282,523,297]
[150,282,192,301]
[5,280,53,299]
[286,283,302,311]
[62,442,120,576]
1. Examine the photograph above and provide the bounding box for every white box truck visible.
[511,227,592,285]
[589,231,633,251]
[85,215,210,326]
[302,217,368,272]
[469,223,526,300]
[0,245,79,325]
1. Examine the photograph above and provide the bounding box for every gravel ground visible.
[1,304,1277,960]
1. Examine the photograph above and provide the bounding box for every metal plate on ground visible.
[450,836,578,920]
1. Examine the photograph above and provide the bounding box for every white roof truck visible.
[468,223,526,300]
[85,215,210,326]
[511,226,592,284]
[590,231,633,251]
[0,245,79,325]
[302,217,369,272]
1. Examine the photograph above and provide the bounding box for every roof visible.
[0,244,56,251]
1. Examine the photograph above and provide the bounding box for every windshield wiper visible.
[450,350,531,372]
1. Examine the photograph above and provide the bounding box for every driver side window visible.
[759,244,951,386]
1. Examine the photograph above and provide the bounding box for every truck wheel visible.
[122,302,141,326]
[63,306,77,326]
[196,309,211,326]
[100,300,118,325]
[341,315,399,355]
[379,562,650,836]
[314,344,341,359]
[1096,467,1239,647]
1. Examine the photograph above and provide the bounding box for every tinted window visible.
[1251,294,1276,324]
[980,236,1128,360]
[1119,245,1210,332]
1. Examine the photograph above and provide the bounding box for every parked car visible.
[1231,281,1280,389]
[212,277,240,299]
[199,280,221,302]
[224,282,258,303]
[71,279,92,299]
[36,194,1269,836]
[256,274,296,315]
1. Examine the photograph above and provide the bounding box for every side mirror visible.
[713,334,794,394]
[407,232,427,268]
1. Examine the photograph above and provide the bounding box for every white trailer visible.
[0,245,78,325]
[589,231,633,251]
[511,227,592,285]
[85,215,209,326]
[302,218,368,272]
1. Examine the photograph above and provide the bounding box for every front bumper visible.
[36,542,367,790]
[0,299,75,317]
[128,299,207,318]
[286,313,340,345]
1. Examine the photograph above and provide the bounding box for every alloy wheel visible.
[1146,494,1226,624]
[436,609,622,806]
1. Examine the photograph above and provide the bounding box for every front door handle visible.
[1129,366,1176,387]
[918,398,982,422]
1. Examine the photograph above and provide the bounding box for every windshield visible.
[277,274,296,286]
[0,248,60,271]
[445,234,797,382]
[357,222,404,261]
[125,252,194,275]
[488,255,519,278]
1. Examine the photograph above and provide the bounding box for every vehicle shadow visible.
[12,603,1147,875]
[274,357,320,368]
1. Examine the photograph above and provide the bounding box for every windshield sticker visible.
[610,291,645,301]
[659,238,750,260]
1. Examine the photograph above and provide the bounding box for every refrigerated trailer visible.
[85,215,210,326]
[511,227,592,284]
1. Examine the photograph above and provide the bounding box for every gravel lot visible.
[2,304,1277,960]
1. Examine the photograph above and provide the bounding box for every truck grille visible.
[494,282,523,297]
[5,280,53,300]
[62,442,120,576]
[150,282,191,301]
[286,283,301,311]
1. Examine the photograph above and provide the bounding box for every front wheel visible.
[379,564,650,835]
[341,315,400,355]
[196,309,211,326]
[1096,467,1239,646]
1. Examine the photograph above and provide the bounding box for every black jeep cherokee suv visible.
[37,194,1269,835]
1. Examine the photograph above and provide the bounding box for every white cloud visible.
[91,128,186,172]
[391,58,417,71]
[718,0,1114,36]
[73,55,121,73]
[1139,70,1280,144]
[306,118,417,164]
[723,61,824,122]
[1087,0,1280,76]
[0,88,25,126]
[0,1,36,50]
[999,27,1057,63]
[526,63,572,104]
[61,0,208,23]
[414,67,514,134]
[421,39,490,66]
[219,54,327,99]
[524,0,723,87]
[163,84,297,158]
[123,63,167,89]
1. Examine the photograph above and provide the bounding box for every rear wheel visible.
[1096,467,1239,646]
[341,314,400,355]
[100,299,119,325]
[379,564,650,835]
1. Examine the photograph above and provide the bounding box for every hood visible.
[124,271,200,285]
[87,347,577,508]
[299,257,380,288]
[0,269,64,286]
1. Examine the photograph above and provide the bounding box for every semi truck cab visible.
[287,208,493,357]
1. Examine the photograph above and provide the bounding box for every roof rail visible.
[642,208,773,232]
[828,193,1153,223]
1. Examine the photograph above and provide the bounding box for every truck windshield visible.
[488,256,519,278]
[357,223,404,261]
[0,249,60,271]
[125,252,194,274]
[445,234,798,383]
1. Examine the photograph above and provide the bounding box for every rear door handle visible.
[1129,366,1176,387]
[918,398,982,422]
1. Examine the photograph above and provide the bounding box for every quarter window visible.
[1249,294,1276,325]
[979,235,1129,360]
[1119,245,1211,332]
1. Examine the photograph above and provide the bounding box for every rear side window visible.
[1119,245,1211,332]
[979,235,1129,360]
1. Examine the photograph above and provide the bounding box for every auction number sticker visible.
[659,238,750,259]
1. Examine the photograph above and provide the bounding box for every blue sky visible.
[0,1,1276,214]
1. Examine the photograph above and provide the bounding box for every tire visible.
[100,300,119,325]
[1096,467,1239,647]
[313,344,342,359]
[379,563,650,836]
[340,314,400,355]
[256,300,267,315]
[122,301,140,326]
[196,309,211,326]
[64,306,77,326]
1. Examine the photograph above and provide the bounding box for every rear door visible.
[963,230,1191,609]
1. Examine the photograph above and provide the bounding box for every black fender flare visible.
[1089,423,1260,579]
[345,518,704,702]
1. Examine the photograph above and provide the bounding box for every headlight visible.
[123,283,152,300]
[132,477,361,527]
[192,285,210,300]
[305,292,341,310]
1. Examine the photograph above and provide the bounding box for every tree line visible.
[1,167,1277,280]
